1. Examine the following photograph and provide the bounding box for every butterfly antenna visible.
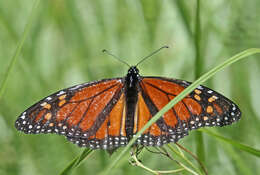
[136,45,169,66]
[102,49,131,67]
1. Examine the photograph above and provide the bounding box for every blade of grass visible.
[173,0,192,38]
[130,148,185,174]
[200,129,260,157]
[194,0,205,165]
[101,48,260,175]
[0,9,18,41]
[59,148,93,175]
[222,142,254,175]
[175,143,208,175]
[167,145,202,175]
[194,0,202,77]
[0,0,41,100]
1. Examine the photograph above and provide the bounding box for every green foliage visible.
[200,129,260,157]
[0,0,259,175]
[60,149,93,175]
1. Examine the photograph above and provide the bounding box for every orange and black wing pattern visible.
[15,67,241,150]
[15,78,129,149]
[133,77,241,146]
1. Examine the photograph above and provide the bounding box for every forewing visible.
[135,77,241,146]
[15,78,126,149]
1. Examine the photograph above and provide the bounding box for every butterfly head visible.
[127,66,140,77]
[126,66,141,88]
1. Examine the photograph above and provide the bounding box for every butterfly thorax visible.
[125,66,141,140]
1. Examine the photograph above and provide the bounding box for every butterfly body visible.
[15,66,241,150]
[125,66,140,140]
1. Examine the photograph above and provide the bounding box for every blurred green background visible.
[0,0,259,174]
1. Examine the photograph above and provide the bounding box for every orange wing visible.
[15,78,128,149]
[133,77,241,146]
[15,76,241,149]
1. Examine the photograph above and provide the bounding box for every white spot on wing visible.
[57,91,65,96]
[40,102,47,106]
[69,85,83,90]
[182,80,190,85]
[197,85,203,90]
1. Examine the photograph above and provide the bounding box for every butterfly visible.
[15,47,241,150]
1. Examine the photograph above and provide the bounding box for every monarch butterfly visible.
[15,46,241,150]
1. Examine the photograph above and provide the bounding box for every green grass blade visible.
[167,145,203,175]
[0,0,41,99]
[173,0,192,38]
[0,9,18,41]
[59,148,93,175]
[194,0,205,165]
[194,0,202,77]
[200,129,260,157]
[102,48,260,175]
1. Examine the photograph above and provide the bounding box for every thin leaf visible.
[173,0,192,38]
[59,148,93,175]
[167,145,202,175]
[0,0,41,99]
[194,0,206,165]
[200,129,260,157]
